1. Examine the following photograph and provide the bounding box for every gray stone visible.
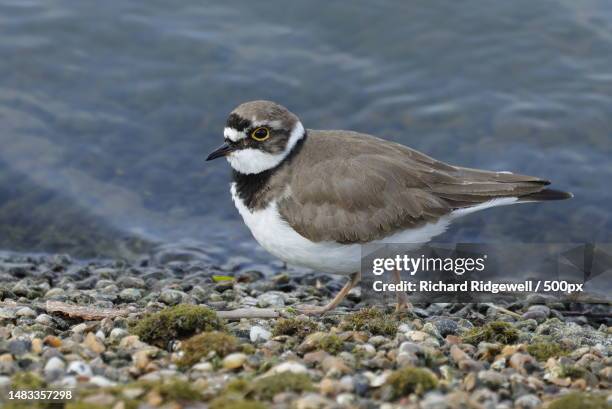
[257,292,285,308]
[515,394,542,409]
[250,325,272,343]
[118,288,142,302]
[16,307,36,318]
[8,339,31,356]
[159,289,186,305]
[67,361,92,377]
[35,314,54,326]
[44,356,66,377]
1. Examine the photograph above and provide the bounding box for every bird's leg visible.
[393,269,412,312]
[298,271,361,316]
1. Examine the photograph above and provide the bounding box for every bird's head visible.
[206,100,305,175]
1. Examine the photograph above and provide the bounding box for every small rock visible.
[71,323,88,334]
[43,335,62,348]
[257,291,285,308]
[67,361,93,377]
[304,350,330,365]
[268,361,308,375]
[250,326,272,343]
[133,350,151,370]
[515,394,541,409]
[31,338,43,354]
[477,370,506,389]
[83,332,106,354]
[322,356,352,376]
[223,353,247,369]
[8,339,30,356]
[522,305,550,321]
[159,289,186,305]
[89,376,116,387]
[192,362,213,372]
[44,356,66,376]
[35,314,54,326]
[109,328,129,343]
[295,393,331,409]
[118,288,142,303]
[16,307,36,318]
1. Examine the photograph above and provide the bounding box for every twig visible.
[45,301,129,320]
[216,308,281,320]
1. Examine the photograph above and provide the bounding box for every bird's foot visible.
[396,291,412,313]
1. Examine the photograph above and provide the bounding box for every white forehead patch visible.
[224,127,246,142]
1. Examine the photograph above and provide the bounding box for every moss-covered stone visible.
[11,372,45,389]
[131,304,224,347]
[341,307,399,337]
[558,364,588,379]
[461,321,518,345]
[230,373,315,401]
[210,396,267,409]
[527,341,569,361]
[548,393,609,409]
[386,367,438,399]
[317,334,344,354]
[177,331,237,368]
[272,317,319,339]
[151,379,205,401]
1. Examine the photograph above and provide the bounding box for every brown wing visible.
[277,130,555,244]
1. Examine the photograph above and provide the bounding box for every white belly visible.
[230,183,468,275]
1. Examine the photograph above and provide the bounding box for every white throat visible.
[226,121,305,175]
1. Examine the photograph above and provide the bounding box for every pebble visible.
[257,291,285,308]
[8,339,30,356]
[118,288,142,302]
[67,361,93,377]
[268,361,308,375]
[43,335,62,348]
[515,394,542,409]
[109,328,129,343]
[222,353,247,369]
[16,307,36,318]
[250,325,272,343]
[83,333,106,354]
[159,289,186,305]
[44,356,66,376]
[35,314,54,326]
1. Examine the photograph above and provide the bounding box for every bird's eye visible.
[251,127,270,141]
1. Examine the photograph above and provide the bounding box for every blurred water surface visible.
[0,0,611,262]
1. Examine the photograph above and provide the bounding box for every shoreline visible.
[0,250,610,408]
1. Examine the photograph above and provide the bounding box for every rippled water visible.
[0,0,611,262]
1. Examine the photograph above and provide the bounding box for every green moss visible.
[272,317,319,339]
[153,379,205,401]
[250,373,315,401]
[340,307,399,337]
[527,342,569,361]
[131,304,224,347]
[316,334,344,354]
[177,331,237,368]
[65,404,110,409]
[11,372,45,389]
[210,396,267,409]
[548,393,610,409]
[558,364,588,379]
[386,367,438,399]
[461,321,518,345]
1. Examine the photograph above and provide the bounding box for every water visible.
[0,0,611,262]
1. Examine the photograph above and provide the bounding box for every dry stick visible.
[45,301,129,320]
[217,308,281,320]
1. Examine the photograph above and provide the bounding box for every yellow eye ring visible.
[251,127,270,141]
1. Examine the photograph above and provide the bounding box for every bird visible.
[206,100,572,314]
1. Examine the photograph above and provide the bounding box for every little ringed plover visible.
[206,100,572,314]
